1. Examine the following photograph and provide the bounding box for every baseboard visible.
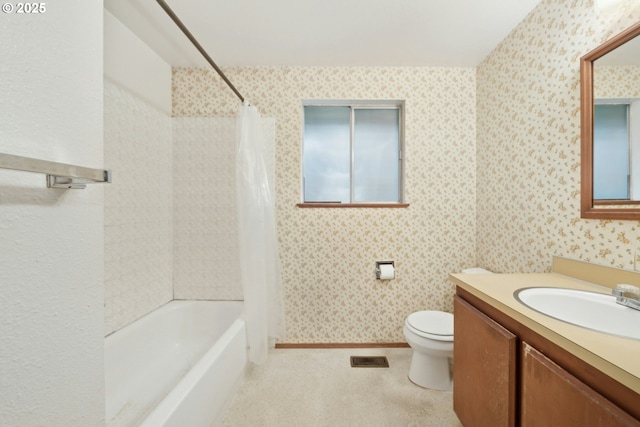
[275,342,410,349]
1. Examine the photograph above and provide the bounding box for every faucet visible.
[612,284,640,311]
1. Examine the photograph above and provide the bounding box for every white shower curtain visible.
[236,101,285,364]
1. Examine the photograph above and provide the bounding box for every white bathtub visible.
[105,300,246,427]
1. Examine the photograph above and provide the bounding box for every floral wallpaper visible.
[171,0,640,343]
[173,67,477,343]
[476,0,640,274]
[595,66,640,98]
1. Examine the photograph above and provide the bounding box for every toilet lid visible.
[407,311,453,336]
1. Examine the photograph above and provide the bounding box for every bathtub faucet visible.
[612,284,640,311]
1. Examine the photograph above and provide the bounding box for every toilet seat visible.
[405,311,453,342]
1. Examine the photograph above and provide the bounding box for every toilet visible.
[403,267,493,390]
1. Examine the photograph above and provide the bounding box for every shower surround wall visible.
[104,89,247,333]
[104,11,173,335]
[174,116,277,300]
[104,12,247,333]
[172,117,243,300]
[104,81,173,335]
[476,0,640,273]
[173,67,478,343]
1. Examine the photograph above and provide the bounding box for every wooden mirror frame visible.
[581,21,640,220]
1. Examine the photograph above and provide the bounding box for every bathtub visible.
[105,300,246,427]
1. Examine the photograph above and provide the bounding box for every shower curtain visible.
[236,101,285,364]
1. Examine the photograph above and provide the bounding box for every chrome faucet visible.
[612,284,640,311]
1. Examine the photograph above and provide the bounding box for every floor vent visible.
[350,356,389,368]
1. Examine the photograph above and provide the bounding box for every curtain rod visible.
[156,0,245,103]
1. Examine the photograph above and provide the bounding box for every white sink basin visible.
[514,287,640,340]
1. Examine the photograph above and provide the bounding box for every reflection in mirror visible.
[581,22,640,219]
[593,36,640,201]
[593,103,632,200]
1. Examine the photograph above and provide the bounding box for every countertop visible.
[449,272,640,394]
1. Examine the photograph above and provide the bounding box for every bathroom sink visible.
[514,287,640,340]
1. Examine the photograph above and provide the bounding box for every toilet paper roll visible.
[379,264,395,280]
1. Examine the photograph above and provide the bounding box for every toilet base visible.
[408,351,452,391]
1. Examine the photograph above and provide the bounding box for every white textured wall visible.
[0,2,105,425]
[104,13,173,335]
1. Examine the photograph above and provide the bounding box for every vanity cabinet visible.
[521,343,639,427]
[453,296,516,427]
[453,291,640,427]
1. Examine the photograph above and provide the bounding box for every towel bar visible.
[0,152,112,189]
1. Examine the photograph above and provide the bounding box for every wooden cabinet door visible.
[453,296,517,427]
[521,342,640,427]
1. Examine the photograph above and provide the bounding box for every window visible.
[301,101,405,205]
[594,103,630,200]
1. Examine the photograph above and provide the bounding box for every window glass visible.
[354,109,399,202]
[594,104,629,199]
[302,102,403,205]
[303,106,351,203]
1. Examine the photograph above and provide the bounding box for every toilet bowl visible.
[404,267,493,390]
[403,310,454,391]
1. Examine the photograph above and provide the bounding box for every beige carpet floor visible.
[221,347,463,427]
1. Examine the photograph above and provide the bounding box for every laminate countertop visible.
[449,272,640,394]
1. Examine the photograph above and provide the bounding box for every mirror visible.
[581,22,640,219]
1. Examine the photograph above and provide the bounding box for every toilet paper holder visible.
[375,261,395,280]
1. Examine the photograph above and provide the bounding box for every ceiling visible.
[104,0,542,68]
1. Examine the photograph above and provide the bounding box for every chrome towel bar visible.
[0,152,112,189]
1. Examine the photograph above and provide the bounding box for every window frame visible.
[299,100,407,208]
